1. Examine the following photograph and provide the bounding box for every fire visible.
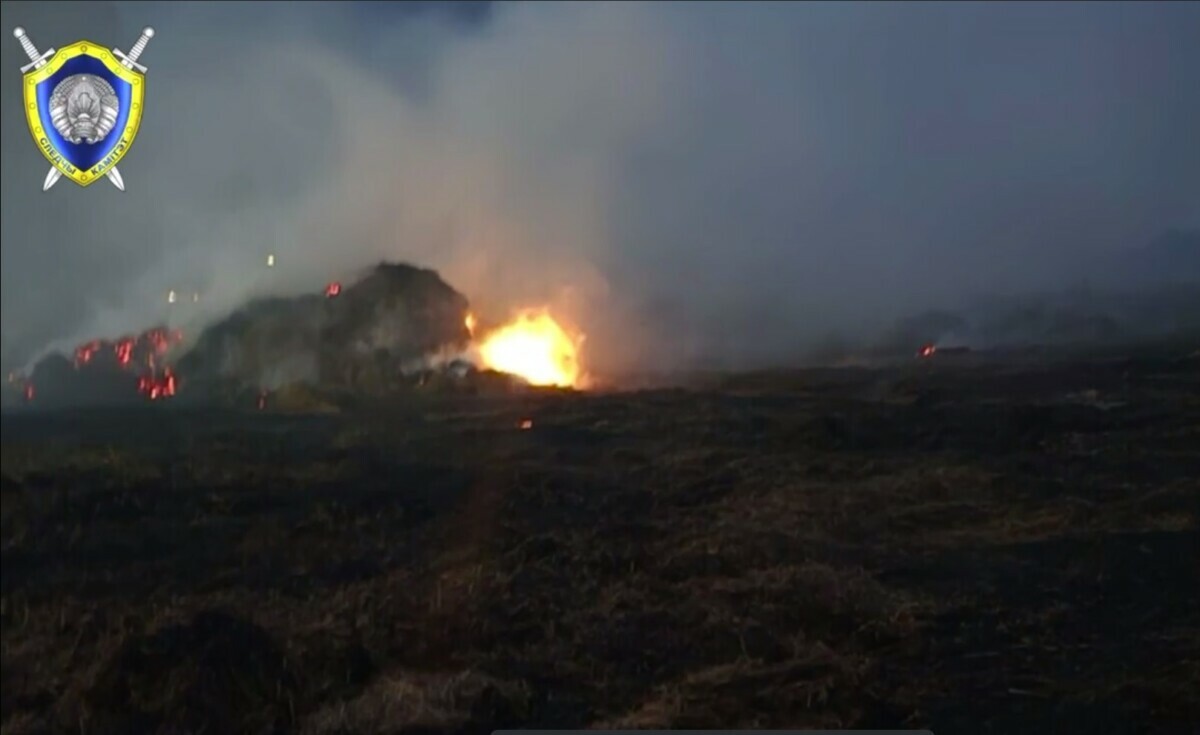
[75,340,103,367]
[476,309,583,388]
[138,368,177,400]
[918,343,937,358]
[59,327,185,403]
[115,338,135,366]
[325,281,342,298]
[464,312,477,337]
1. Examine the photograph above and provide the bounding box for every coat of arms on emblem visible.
[13,26,155,191]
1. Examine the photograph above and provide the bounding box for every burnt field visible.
[2,345,1198,734]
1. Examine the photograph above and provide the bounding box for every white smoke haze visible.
[2,1,1198,376]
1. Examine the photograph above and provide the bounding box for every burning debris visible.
[138,368,178,400]
[13,327,185,408]
[6,262,588,410]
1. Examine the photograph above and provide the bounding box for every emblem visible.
[13,26,155,191]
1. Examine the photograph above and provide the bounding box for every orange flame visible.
[476,309,584,388]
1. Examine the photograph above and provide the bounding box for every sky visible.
[2,1,1198,374]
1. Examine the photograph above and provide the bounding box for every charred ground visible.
[1,342,1198,734]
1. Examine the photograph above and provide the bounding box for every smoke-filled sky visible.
[2,1,1198,373]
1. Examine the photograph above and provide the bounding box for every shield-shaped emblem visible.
[22,40,145,187]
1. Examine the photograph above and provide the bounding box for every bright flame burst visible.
[476,310,584,388]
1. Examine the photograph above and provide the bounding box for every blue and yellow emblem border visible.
[22,40,145,187]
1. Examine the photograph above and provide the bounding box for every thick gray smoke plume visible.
[3,1,1199,375]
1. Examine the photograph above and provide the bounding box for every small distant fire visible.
[475,309,584,388]
[917,343,971,359]
[325,281,342,298]
[464,312,477,337]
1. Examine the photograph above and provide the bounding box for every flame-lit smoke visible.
[474,309,585,388]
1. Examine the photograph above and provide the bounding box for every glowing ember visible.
[144,327,182,354]
[75,340,103,367]
[325,281,342,298]
[518,418,533,430]
[137,367,177,400]
[477,309,583,388]
[115,338,135,366]
[918,343,937,358]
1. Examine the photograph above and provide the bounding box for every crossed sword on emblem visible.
[13,26,155,192]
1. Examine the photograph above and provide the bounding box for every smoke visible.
[3,1,1199,376]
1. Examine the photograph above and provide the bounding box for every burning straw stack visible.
[9,263,492,410]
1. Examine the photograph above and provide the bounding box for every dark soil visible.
[2,345,1198,734]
